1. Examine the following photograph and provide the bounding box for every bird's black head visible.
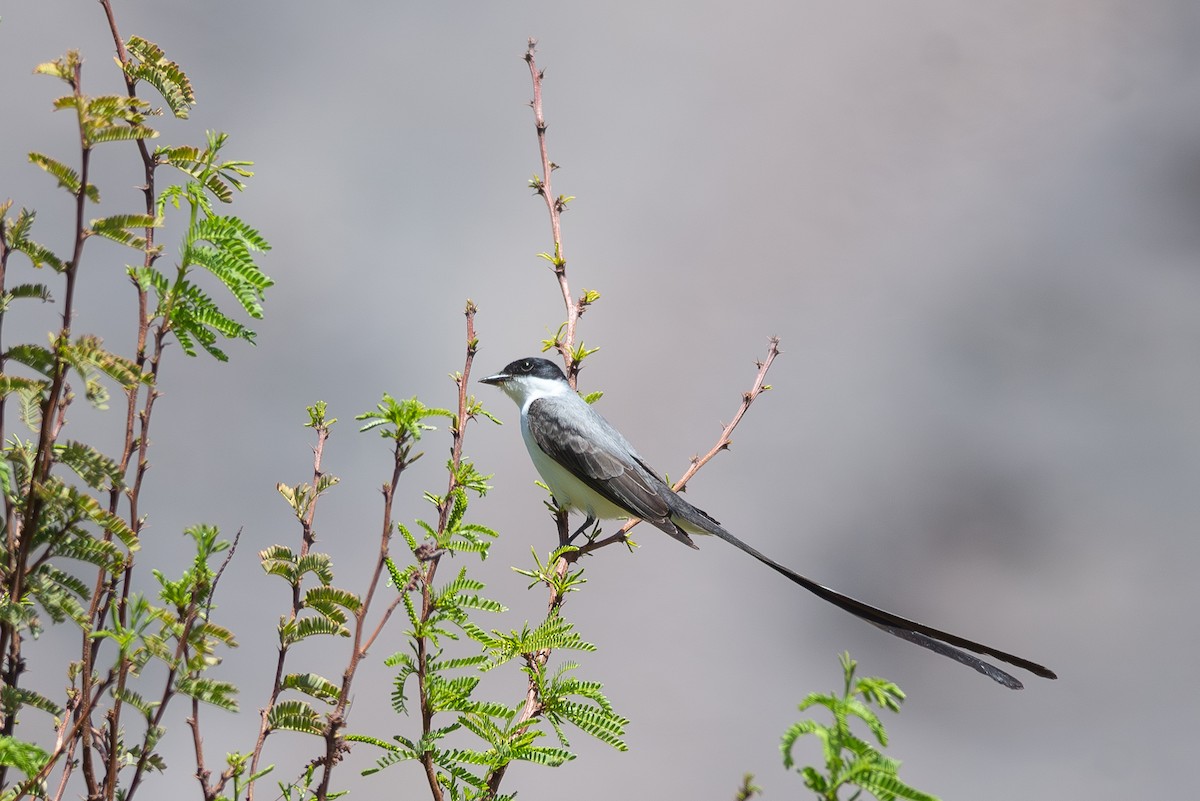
[480,357,566,386]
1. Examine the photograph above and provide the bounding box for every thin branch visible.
[2,54,93,796]
[525,39,585,386]
[246,422,331,801]
[573,337,782,556]
[412,302,482,801]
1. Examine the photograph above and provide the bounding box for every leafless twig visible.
[575,338,781,556]
[525,39,591,387]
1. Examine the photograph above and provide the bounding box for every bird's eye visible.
[521,360,532,372]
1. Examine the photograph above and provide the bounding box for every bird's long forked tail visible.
[707,527,1057,689]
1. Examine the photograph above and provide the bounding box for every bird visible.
[481,356,1056,689]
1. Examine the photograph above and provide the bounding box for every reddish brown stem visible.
[413,303,481,801]
[246,423,331,801]
[525,40,585,387]
[574,337,782,556]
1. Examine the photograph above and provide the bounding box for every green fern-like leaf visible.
[175,677,238,712]
[854,769,940,801]
[303,585,362,620]
[554,701,628,750]
[33,52,80,83]
[192,620,238,649]
[63,334,146,388]
[128,264,168,295]
[780,720,821,769]
[267,699,323,735]
[782,653,940,801]
[0,735,50,785]
[5,344,56,379]
[426,654,489,674]
[435,568,484,599]
[295,552,335,584]
[513,745,574,768]
[0,686,63,718]
[2,208,66,271]
[86,124,159,146]
[259,544,297,578]
[1,284,53,311]
[53,440,124,491]
[426,675,483,715]
[451,594,506,614]
[88,213,161,252]
[345,733,399,752]
[123,36,195,118]
[281,672,341,703]
[0,375,47,398]
[50,535,126,572]
[523,615,596,655]
[28,152,97,201]
[280,615,348,646]
[111,687,157,718]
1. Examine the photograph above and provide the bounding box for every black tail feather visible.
[701,525,1057,689]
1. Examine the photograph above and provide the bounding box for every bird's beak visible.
[480,372,509,386]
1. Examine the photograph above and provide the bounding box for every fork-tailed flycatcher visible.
[481,357,1056,689]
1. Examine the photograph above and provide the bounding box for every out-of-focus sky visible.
[2,2,1198,799]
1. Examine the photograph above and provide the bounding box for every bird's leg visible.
[569,514,599,544]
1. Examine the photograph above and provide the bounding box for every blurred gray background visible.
[2,1,1198,799]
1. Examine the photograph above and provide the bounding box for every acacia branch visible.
[525,39,587,386]
[574,337,782,556]
[246,422,332,801]
[412,302,482,801]
[1,54,93,796]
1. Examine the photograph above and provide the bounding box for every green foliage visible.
[0,19,274,801]
[281,672,341,704]
[529,661,627,751]
[27,152,98,204]
[176,677,239,712]
[267,699,323,735]
[157,132,253,205]
[317,378,620,799]
[735,774,763,800]
[0,206,65,271]
[88,213,161,252]
[34,51,160,153]
[122,35,196,119]
[357,394,452,442]
[124,131,273,361]
[780,653,940,801]
[512,545,586,595]
[0,736,49,793]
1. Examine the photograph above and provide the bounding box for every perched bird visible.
[482,357,1056,689]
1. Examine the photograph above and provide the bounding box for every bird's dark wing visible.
[527,396,691,541]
